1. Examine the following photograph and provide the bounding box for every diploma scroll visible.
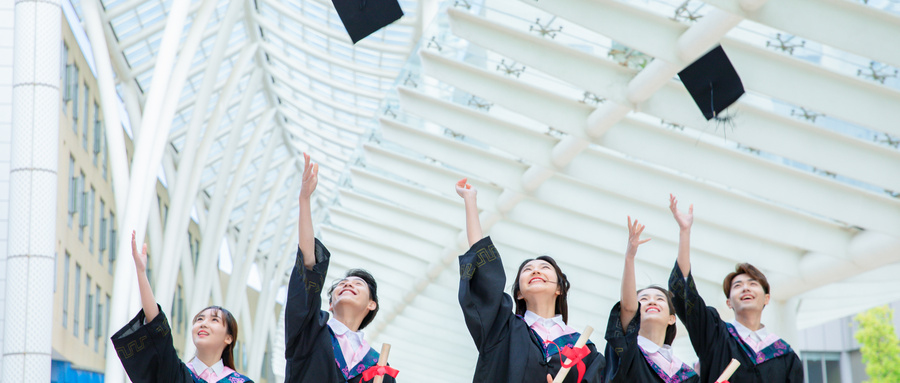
[373,344,391,383]
[715,359,741,383]
[552,326,593,383]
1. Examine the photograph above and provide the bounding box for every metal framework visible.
[49,0,900,382]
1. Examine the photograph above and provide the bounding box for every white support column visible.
[81,0,132,216]
[2,0,60,381]
[0,0,15,374]
[104,0,193,381]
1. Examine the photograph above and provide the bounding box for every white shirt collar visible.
[328,317,366,349]
[523,310,566,329]
[189,357,225,377]
[637,335,674,362]
[731,320,769,343]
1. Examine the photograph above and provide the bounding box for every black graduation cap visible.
[332,0,404,44]
[677,45,745,120]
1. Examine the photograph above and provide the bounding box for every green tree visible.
[854,305,900,383]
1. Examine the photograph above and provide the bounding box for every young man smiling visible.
[666,195,802,383]
[283,153,396,383]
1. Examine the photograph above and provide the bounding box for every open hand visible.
[669,194,693,230]
[300,153,319,200]
[626,216,651,258]
[131,230,148,274]
[456,178,477,200]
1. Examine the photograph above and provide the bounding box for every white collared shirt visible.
[523,310,576,343]
[730,320,769,343]
[637,335,674,363]
[523,310,567,330]
[328,317,369,368]
[189,357,225,380]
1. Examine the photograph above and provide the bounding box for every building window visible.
[89,186,96,253]
[83,85,90,150]
[85,275,92,345]
[189,232,195,267]
[79,173,87,241]
[105,294,111,354]
[109,212,116,274]
[100,199,107,263]
[61,42,68,106]
[193,239,200,267]
[68,156,76,227]
[176,285,183,333]
[62,252,70,328]
[72,66,79,132]
[74,263,81,337]
[95,285,102,352]
[803,352,842,383]
[93,102,101,167]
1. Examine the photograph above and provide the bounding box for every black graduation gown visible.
[458,236,606,383]
[110,307,254,383]
[284,239,397,383]
[604,302,699,383]
[667,263,803,383]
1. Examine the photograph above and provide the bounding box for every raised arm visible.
[669,194,693,277]
[298,153,318,270]
[131,231,159,322]
[620,217,651,328]
[456,178,483,247]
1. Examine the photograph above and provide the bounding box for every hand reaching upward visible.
[456,178,477,200]
[131,230,148,274]
[669,194,693,231]
[626,216,651,259]
[300,152,319,201]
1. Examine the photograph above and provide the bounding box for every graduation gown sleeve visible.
[668,262,802,383]
[458,236,512,352]
[110,307,194,383]
[284,239,333,379]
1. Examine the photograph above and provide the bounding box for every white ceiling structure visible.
[66,0,900,381]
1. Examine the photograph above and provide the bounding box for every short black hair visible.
[327,269,379,330]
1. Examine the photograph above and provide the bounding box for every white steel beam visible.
[374,121,853,255]
[408,57,900,234]
[156,41,257,312]
[705,0,900,69]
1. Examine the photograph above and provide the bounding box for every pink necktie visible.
[198,369,214,382]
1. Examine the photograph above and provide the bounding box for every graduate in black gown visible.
[111,232,253,383]
[284,153,397,383]
[455,178,605,383]
[666,195,803,383]
[605,217,698,383]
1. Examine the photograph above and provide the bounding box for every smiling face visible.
[328,276,377,320]
[636,287,677,344]
[725,273,770,313]
[191,308,233,352]
[517,259,561,301]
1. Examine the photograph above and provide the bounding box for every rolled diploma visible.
[552,326,594,383]
[715,359,741,382]
[373,343,392,383]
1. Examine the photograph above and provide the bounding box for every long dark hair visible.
[193,306,238,370]
[637,286,677,345]
[511,255,571,323]
[327,269,380,330]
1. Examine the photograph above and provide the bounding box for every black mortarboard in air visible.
[332,0,404,44]
[677,45,745,120]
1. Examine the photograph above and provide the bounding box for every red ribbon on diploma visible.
[361,365,399,382]
[559,345,590,382]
